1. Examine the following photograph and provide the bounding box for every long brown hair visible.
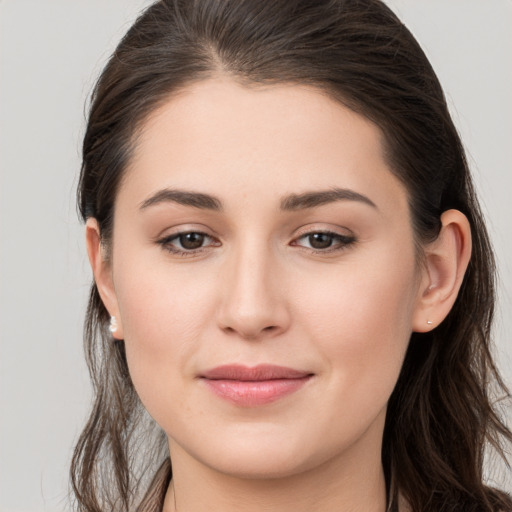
[72,1,512,510]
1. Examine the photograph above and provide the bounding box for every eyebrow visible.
[140,189,223,211]
[280,187,377,211]
[139,187,377,212]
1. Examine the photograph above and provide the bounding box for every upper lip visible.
[200,364,312,381]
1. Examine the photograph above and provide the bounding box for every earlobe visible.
[412,209,472,333]
[85,219,124,339]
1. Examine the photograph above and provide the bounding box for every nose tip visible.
[216,251,290,341]
[221,321,282,341]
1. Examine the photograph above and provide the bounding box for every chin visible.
[170,421,352,481]
[203,447,314,480]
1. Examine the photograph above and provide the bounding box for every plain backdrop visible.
[0,1,511,510]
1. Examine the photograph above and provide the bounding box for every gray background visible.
[0,1,510,510]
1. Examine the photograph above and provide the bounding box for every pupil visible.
[309,233,332,249]
[180,232,204,249]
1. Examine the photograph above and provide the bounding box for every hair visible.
[72,0,512,510]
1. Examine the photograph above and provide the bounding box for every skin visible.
[87,77,471,512]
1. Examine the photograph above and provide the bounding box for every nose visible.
[216,242,291,341]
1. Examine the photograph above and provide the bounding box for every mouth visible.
[199,364,314,406]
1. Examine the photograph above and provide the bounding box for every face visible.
[103,78,426,478]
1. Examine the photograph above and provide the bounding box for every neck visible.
[163,415,388,512]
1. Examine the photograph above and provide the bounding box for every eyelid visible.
[293,224,355,239]
[153,222,216,239]
[292,232,355,246]
[155,229,221,256]
[154,224,356,256]
[290,226,357,254]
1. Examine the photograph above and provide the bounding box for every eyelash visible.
[156,230,356,257]
[292,231,356,254]
[156,231,218,257]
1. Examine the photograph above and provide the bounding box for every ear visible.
[85,218,124,339]
[412,209,472,333]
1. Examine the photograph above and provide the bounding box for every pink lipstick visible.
[200,364,313,406]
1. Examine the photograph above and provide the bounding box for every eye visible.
[293,231,356,252]
[157,231,219,255]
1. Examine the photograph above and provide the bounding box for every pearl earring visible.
[427,320,433,325]
[109,316,118,333]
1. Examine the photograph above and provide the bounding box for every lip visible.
[200,364,313,406]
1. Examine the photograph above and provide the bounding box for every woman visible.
[71,0,512,510]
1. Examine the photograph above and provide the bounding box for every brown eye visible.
[308,233,334,249]
[157,231,218,255]
[293,231,356,253]
[178,232,206,250]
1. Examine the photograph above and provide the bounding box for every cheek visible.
[112,257,218,418]
[296,246,418,405]
[115,241,218,338]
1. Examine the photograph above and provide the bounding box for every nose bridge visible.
[217,236,289,339]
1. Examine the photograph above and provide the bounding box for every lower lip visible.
[202,377,311,406]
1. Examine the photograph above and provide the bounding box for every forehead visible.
[121,77,408,216]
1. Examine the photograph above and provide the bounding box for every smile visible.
[200,364,313,406]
